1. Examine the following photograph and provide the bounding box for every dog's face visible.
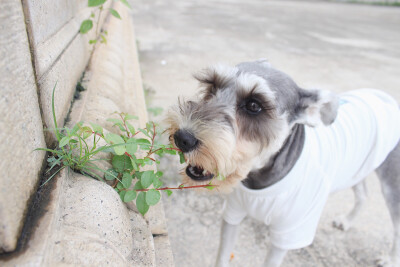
[167,60,338,192]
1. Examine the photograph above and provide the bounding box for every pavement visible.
[131,0,400,266]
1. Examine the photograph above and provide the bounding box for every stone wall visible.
[0,0,46,253]
[0,0,173,265]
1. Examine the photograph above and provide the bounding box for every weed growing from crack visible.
[36,84,217,215]
[80,0,132,44]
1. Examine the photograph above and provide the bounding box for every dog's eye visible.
[245,100,262,114]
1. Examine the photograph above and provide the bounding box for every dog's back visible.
[309,89,400,193]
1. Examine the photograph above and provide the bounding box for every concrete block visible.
[0,0,46,252]
[37,32,91,145]
[23,0,111,145]
[50,174,148,266]
[146,201,169,235]
[154,235,175,267]
[0,171,155,266]
[23,0,111,78]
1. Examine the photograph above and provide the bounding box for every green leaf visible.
[105,133,126,155]
[126,122,136,134]
[107,118,123,125]
[179,152,185,164]
[146,122,154,133]
[138,129,150,138]
[89,39,97,44]
[107,118,125,131]
[126,139,137,155]
[155,171,163,178]
[51,82,60,142]
[216,173,225,181]
[88,0,106,7]
[143,157,154,165]
[164,149,177,155]
[80,126,93,139]
[116,182,124,190]
[204,185,215,190]
[100,34,107,44]
[119,190,126,201]
[122,172,133,188]
[141,170,154,188]
[80,19,93,34]
[134,180,143,190]
[59,136,70,148]
[137,138,151,150]
[124,190,137,202]
[147,107,163,116]
[105,168,118,180]
[120,0,132,8]
[166,189,173,197]
[90,123,103,135]
[109,8,121,19]
[130,157,138,171]
[125,114,138,121]
[146,189,161,206]
[71,123,81,135]
[136,192,149,215]
[153,177,163,188]
[112,155,132,172]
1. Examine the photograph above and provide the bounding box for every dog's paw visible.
[375,255,393,267]
[332,216,351,231]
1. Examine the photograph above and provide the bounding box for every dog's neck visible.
[242,124,305,190]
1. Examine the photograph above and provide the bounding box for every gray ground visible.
[130,0,400,266]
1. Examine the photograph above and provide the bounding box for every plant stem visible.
[95,6,103,38]
[135,184,218,192]
[120,113,131,138]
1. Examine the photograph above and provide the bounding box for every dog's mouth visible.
[185,164,214,181]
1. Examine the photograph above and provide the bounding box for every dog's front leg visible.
[215,219,239,267]
[263,244,288,267]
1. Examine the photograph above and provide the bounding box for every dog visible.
[166,59,400,267]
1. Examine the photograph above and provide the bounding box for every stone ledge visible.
[0,0,46,253]
[0,170,155,266]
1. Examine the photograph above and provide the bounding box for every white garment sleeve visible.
[222,192,247,225]
[268,209,322,250]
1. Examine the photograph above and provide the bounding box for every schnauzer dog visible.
[167,59,400,267]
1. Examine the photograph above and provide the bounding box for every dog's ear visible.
[295,89,339,127]
[193,65,237,100]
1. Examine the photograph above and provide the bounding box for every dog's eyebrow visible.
[237,86,276,114]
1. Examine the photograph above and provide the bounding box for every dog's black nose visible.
[173,129,198,153]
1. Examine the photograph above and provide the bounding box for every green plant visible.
[37,84,216,215]
[80,0,131,44]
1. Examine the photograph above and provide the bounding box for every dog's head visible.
[167,59,339,192]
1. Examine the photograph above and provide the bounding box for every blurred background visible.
[131,0,400,266]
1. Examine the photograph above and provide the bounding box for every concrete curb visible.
[0,2,173,266]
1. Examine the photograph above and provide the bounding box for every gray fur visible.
[376,140,400,266]
[237,60,338,125]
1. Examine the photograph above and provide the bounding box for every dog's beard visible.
[178,137,261,193]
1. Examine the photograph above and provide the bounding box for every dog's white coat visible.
[222,89,400,250]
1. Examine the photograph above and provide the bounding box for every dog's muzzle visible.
[173,129,198,153]
[173,129,214,181]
